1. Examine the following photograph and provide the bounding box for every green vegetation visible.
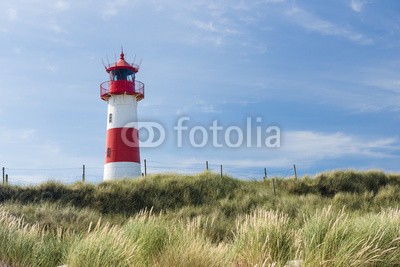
[0,170,399,266]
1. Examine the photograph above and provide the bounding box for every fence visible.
[1,161,299,186]
[1,166,103,186]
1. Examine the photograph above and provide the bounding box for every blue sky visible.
[0,0,400,182]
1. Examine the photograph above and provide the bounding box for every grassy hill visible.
[0,170,399,266]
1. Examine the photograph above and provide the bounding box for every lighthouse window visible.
[109,113,112,123]
[111,69,134,81]
[107,148,111,157]
[127,73,135,82]
[112,71,119,81]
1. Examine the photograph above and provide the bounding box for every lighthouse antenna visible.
[101,58,107,70]
[131,54,137,66]
[138,58,143,68]
[114,54,117,63]
[106,56,110,67]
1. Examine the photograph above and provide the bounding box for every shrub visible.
[314,170,389,196]
[373,185,400,208]
[332,191,374,211]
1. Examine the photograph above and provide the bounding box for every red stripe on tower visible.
[105,128,140,163]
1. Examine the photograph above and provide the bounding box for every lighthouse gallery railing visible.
[100,80,145,101]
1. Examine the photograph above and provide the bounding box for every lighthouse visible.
[100,51,144,181]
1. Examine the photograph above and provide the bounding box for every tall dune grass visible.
[233,209,295,266]
[301,206,400,266]
[67,210,232,267]
[0,208,71,267]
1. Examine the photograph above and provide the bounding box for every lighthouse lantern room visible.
[100,51,144,181]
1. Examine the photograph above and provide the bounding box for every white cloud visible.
[286,6,372,44]
[47,20,69,33]
[221,131,399,170]
[310,66,400,113]
[240,41,268,55]
[364,78,400,94]
[7,8,18,21]
[0,127,37,142]
[39,57,58,72]
[282,131,398,160]
[12,47,22,54]
[293,83,400,114]
[54,0,70,11]
[177,99,220,115]
[184,16,241,47]
[350,0,367,12]
[20,129,37,140]
[192,19,241,36]
[158,1,270,48]
[101,0,132,19]
[193,20,219,33]
[0,1,71,44]
[0,127,102,176]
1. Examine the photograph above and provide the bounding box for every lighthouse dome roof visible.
[116,52,131,67]
[106,52,139,73]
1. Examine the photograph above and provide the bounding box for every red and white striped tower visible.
[100,51,144,181]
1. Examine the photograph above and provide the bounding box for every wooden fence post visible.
[220,165,223,177]
[293,164,297,180]
[2,167,4,185]
[264,168,267,181]
[82,165,86,183]
[5,174,8,185]
[272,178,276,196]
[206,161,209,171]
[144,159,147,177]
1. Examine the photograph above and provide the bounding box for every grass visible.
[233,209,295,266]
[0,208,73,266]
[0,170,399,266]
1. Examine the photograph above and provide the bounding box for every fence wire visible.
[1,161,299,186]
